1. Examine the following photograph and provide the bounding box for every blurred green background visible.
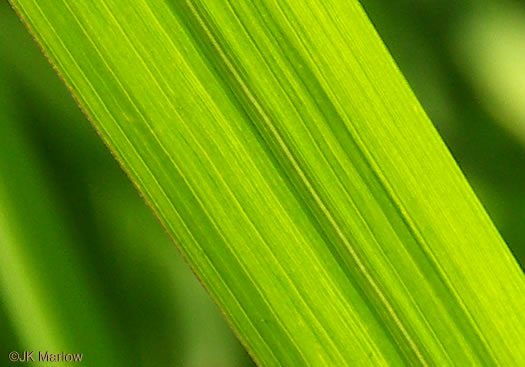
[1,0,523,366]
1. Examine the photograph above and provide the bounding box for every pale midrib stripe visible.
[181,0,429,365]
[27,2,277,365]
[221,1,402,361]
[235,3,454,364]
[179,0,388,361]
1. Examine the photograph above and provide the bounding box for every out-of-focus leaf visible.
[0,67,127,366]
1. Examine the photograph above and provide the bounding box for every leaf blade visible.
[10,0,525,365]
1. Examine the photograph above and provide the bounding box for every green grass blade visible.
[9,0,525,365]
